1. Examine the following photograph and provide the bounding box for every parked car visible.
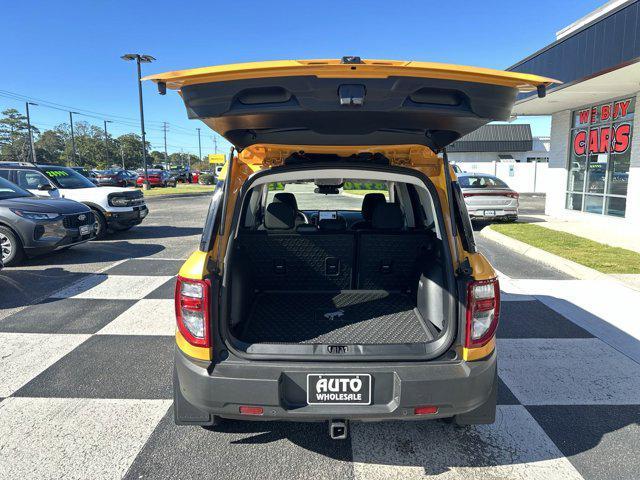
[136,169,177,188]
[458,173,519,222]
[94,169,136,187]
[169,167,191,183]
[146,57,553,437]
[0,176,95,266]
[0,163,148,239]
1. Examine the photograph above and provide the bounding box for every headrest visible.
[273,192,298,211]
[264,202,295,230]
[361,193,386,221]
[318,217,347,231]
[372,203,404,230]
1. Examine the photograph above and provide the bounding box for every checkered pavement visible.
[1,258,640,480]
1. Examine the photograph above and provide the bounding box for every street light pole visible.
[69,111,79,166]
[163,121,168,169]
[121,53,155,189]
[25,102,37,164]
[103,120,112,167]
[197,128,202,163]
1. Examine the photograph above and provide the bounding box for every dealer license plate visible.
[307,374,371,405]
[79,225,91,236]
[484,210,496,216]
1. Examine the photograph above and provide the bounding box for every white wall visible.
[457,161,549,193]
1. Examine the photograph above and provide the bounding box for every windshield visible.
[265,180,389,211]
[0,177,33,200]
[458,175,509,189]
[41,167,96,189]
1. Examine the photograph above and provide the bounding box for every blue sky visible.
[1,0,603,156]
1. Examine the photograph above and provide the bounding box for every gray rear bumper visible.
[174,348,496,423]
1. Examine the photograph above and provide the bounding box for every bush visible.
[198,173,216,185]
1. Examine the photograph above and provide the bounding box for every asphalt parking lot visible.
[1,194,639,480]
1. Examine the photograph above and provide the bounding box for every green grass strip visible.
[490,223,640,274]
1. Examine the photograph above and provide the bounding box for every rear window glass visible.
[458,175,508,189]
[265,180,389,211]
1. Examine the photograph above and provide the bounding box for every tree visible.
[114,133,151,170]
[35,129,65,164]
[0,108,39,162]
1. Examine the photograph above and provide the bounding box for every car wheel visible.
[0,226,25,267]
[92,209,108,240]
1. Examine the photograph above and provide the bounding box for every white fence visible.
[455,161,549,193]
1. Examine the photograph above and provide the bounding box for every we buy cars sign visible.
[572,99,632,156]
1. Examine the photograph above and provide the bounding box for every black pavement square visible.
[498,301,594,339]
[145,277,177,300]
[527,405,640,480]
[124,409,355,480]
[0,298,136,334]
[496,377,519,405]
[14,335,174,399]
[102,259,183,276]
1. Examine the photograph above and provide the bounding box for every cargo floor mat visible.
[239,291,433,345]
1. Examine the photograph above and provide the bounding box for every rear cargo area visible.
[239,291,434,345]
[227,211,449,350]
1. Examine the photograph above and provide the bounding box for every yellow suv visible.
[146,58,554,439]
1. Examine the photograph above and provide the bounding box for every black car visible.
[0,177,95,266]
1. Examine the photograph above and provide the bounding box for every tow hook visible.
[329,419,348,440]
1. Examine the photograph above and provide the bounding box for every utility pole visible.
[25,102,37,164]
[163,122,168,169]
[69,111,79,166]
[197,128,202,164]
[120,143,125,169]
[103,120,112,166]
[213,135,218,154]
[121,53,155,189]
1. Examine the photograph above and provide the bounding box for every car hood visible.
[0,196,90,214]
[144,58,558,151]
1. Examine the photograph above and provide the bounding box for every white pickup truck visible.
[0,163,148,239]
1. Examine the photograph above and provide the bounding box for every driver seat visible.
[273,192,306,226]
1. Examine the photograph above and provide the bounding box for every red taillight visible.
[465,278,500,349]
[175,276,211,347]
[414,405,438,415]
[239,406,264,416]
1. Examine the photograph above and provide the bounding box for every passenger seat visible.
[352,193,386,230]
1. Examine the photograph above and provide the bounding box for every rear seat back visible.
[356,203,435,291]
[239,201,354,290]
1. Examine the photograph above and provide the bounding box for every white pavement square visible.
[351,405,584,479]
[498,338,640,405]
[97,299,176,336]
[0,333,89,397]
[51,274,173,300]
[0,397,171,480]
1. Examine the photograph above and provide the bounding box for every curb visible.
[480,227,612,281]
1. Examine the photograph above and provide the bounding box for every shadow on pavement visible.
[112,226,203,240]
[20,241,165,267]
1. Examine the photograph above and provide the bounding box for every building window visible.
[526,157,549,162]
[566,97,634,217]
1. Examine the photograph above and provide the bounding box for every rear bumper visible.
[175,348,496,422]
[468,208,518,220]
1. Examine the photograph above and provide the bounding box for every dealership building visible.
[507,0,640,230]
